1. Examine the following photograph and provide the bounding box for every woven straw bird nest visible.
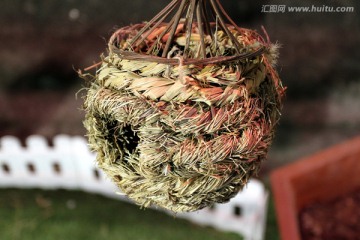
[82,0,285,212]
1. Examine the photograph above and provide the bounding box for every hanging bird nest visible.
[82,0,285,212]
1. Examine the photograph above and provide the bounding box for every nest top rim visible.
[108,23,268,66]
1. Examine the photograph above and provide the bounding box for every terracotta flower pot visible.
[270,136,360,240]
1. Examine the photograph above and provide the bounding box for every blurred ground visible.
[0,0,359,173]
[0,188,243,240]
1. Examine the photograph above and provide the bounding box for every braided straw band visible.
[83,24,284,212]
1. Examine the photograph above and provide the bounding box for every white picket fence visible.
[0,135,268,240]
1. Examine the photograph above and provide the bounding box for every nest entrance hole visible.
[107,122,140,159]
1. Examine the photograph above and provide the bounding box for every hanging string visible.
[110,0,266,64]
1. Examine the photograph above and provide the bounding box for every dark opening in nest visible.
[106,122,140,161]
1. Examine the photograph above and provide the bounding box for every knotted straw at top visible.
[83,0,285,212]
